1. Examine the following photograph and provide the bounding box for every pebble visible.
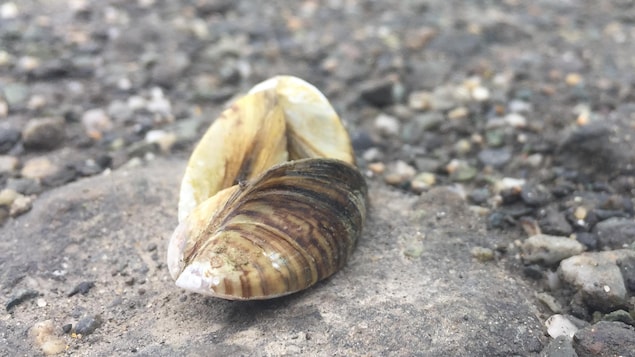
[10,194,34,217]
[75,315,102,336]
[572,321,635,357]
[22,118,65,151]
[2,83,29,108]
[145,130,177,153]
[592,218,635,250]
[546,314,580,339]
[0,127,21,153]
[21,157,58,180]
[30,320,67,356]
[446,106,469,120]
[359,78,400,107]
[41,166,77,188]
[446,160,477,182]
[503,113,527,128]
[81,108,113,140]
[573,232,599,250]
[521,234,585,266]
[559,250,635,312]
[6,177,43,195]
[374,113,400,137]
[477,148,512,168]
[383,160,416,186]
[0,2,19,19]
[362,147,383,162]
[538,207,573,236]
[540,335,577,357]
[67,281,95,297]
[470,246,494,262]
[521,184,552,207]
[535,292,563,314]
[6,289,39,311]
[0,188,18,207]
[410,172,436,193]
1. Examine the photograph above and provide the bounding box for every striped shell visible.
[167,76,367,300]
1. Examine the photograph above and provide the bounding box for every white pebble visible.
[374,113,400,137]
[545,314,579,339]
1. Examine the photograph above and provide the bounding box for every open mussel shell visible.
[168,158,367,300]
[177,76,355,223]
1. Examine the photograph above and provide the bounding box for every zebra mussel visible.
[167,76,367,300]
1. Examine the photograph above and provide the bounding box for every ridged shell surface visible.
[168,75,367,300]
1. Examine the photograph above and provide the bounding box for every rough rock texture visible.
[1,160,546,356]
[572,321,635,357]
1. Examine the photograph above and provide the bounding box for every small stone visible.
[0,155,19,173]
[535,292,563,314]
[538,207,573,236]
[374,113,400,137]
[362,147,383,162]
[447,106,469,120]
[22,118,65,151]
[10,194,34,217]
[573,232,599,250]
[503,113,527,128]
[0,127,21,154]
[0,99,8,117]
[6,289,39,311]
[74,315,102,336]
[559,250,634,312]
[21,157,58,180]
[540,335,577,357]
[573,321,635,357]
[520,184,552,207]
[367,162,385,175]
[471,86,490,102]
[565,73,583,86]
[68,281,95,297]
[616,254,635,293]
[477,148,512,168]
[6,177,43,195]
[2,83,29,107]
[146,243,157,252]
[446,160,477,182]
[0,2,18,19]
[410,172,436,193]
[521,234,585,266]
[407,91,431,110]
[470,246,494,262]
[62,324,72,334]
[602,310,635,326]
[468,188,490,205]
[145,130,177,153]
[351,130,375,152]
[81,108,113,140]
[384,160,416,186]
[360,78,399,107]
[592,218,635,250]
[36,298,47,307]
[41,166,77,188]
[0,188,18,206]
[546,314,580,339]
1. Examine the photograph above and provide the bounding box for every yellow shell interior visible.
[168,75,365,300]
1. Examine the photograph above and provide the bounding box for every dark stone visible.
[5,290,39,311]
[616,255,635,293]
[359,78,398,107]
[41,165,77,188]
[539,207,573,236]
[22,118,66,151]
[75,315,103,336]
[5,177,43,195]
[521,184,552,207]
[68,281,95,297]
[565,207,598,232]
[574,232,599,250]
[522,265,544,280]
[62,324,73,334]
[0,127,21,154]
[593,218,635,250]
[573,321,635,357]
[351,130,375,153]
[468,188,490,205]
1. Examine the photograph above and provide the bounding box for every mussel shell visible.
[168,158,367,300]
